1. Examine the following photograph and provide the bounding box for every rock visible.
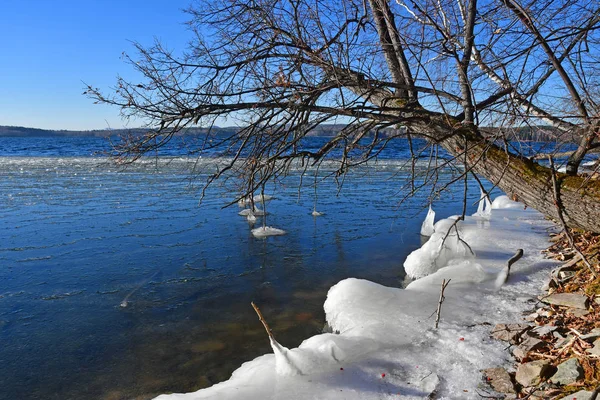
[491,323,531,344]
[540,293,589,310]
[482,367,516,394]
[525,313,539,322]
[549,358,583,385]
[512,336,545,360]
[586,338,600,357]
[595,296,600,305]
[562,390,595,400]
[580,328,600,342]
[515,360,553,387]
[567,308,590,318]
[559,270,576,280]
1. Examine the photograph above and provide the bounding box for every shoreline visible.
[155,196,563,399]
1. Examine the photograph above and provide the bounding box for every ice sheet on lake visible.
[155,196,555,400]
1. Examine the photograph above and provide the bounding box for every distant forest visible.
[0,124,566,142]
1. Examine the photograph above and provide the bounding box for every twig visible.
[440,217,475,255]
[435,279,451,329]
[548,156,597,278]
[505,249,524,282]
[251,302,275,341]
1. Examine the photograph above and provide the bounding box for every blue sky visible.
[0,0,191,130]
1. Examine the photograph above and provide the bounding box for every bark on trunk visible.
[442,133,600,233]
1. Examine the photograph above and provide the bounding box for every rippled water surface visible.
[0,137,481,400]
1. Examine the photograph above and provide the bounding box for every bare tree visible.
[88,0,600,232]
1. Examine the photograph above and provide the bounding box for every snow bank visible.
[155,197,555,400]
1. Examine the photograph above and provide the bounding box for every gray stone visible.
[550,358,584,385]
[580,328,600,342]
[559,270,576,280]
[491,323,531,344]
[482,367,516,394]
[595,296,600,305]
[525,313,539,322]
[515,360,553,387]
[586,338,600,357]
[567,308,590,318]
[512,336,545,360]
[562,390,594,400]
[540,293,589,309]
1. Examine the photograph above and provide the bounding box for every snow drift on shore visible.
[156,195,555,400]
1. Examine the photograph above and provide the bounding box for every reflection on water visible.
[0,155,478,400]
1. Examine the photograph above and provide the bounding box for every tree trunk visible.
[443,133,600,233]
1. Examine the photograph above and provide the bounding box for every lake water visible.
[0,136,483,400]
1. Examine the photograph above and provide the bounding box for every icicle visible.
[484,193,492,216]
[420,205,436,236]
[246,212,257,223]
[476,188,485,215]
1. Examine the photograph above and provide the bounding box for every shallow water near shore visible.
[0,137,483,399]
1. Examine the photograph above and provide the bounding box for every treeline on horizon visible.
[0,124,564,142]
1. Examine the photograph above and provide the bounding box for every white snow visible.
[156,196,556,400]
[419,205,435,236]
[251,226,287,238]
[311,210,323,217]
[491,194,523,210]
[405,216,472,279]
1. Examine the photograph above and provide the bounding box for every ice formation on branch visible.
[474,188,492,218]
[405,217,474,279]
[420,205,436,236]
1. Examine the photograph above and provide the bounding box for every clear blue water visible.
[0,136,486,399]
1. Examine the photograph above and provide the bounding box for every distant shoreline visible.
[0,124,563,141]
